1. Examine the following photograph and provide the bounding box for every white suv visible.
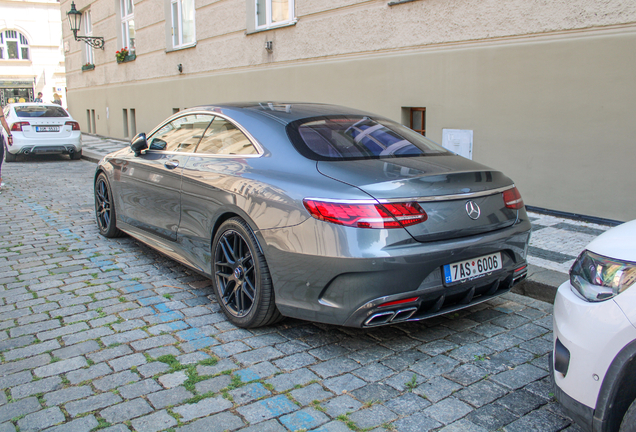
[552,219,636,432]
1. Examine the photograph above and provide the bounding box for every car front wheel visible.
[212,217,282,328]
[620,398,636,432]
[94,173,125,238]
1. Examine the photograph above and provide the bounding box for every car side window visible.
[195,117,257,156]
[148,114,213,153]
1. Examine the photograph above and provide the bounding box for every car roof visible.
[185,102,380,125]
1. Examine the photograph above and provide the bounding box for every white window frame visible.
[171,0,196,49]
[255,0,295,30]
[83,11,94,65]
[0,30,30,60]
[120,0,135,53]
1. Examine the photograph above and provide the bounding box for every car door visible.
[177,116,261,272]
[118,113,214,241]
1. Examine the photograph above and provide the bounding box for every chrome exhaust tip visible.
[364,311,395,326]
[391,307,418,322]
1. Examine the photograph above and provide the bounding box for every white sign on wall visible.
[442,129,473,160]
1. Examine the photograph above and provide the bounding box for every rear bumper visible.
[261,215,531,327]
[7,134,82,155]
[346,265,526,327]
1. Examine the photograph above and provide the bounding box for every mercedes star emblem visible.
[466,201,481,220]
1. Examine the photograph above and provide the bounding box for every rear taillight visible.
[503,187,524,210]
[65,121,80,131]
[303,199,427,229]
[11,121,29,131]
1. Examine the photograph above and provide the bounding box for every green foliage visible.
[405,374,418,391]
[198,357,218,367]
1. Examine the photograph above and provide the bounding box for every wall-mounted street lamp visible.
[67,2,105,49]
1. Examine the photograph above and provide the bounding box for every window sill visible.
[165,43,197,53]
[0,59,32,64]
[388,0,419,5]
[116,54,136,64]
[82,64,95,71]
[246,19,297,35]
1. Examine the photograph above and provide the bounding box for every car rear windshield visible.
[287,115,451,161]
[15,106,69,118]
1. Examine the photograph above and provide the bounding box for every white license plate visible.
[443,252,502,284]
[36,126,59,132]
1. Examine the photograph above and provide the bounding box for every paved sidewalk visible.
[81,134,129,163]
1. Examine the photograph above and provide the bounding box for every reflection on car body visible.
[94,102,531,328]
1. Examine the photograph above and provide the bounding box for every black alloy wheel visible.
[94,173,125,238]
[212,218,282,328]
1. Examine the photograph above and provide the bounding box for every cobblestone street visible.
[1,157,585,432]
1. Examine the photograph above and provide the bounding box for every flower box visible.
[116,53,136,64]
[82,64,95,71]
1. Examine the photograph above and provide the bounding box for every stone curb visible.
[512,264,568,304]
[81,148,105,164]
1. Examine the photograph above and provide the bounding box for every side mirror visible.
[130,133,148,156]
[149,138,167,151]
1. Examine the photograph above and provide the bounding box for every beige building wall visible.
[61,0,636,222]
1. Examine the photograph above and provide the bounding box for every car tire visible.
[212,217,283,328]
[94,173,125,238]
[4,145,16,162]
[71,150,82,160]
[620,398,636,432]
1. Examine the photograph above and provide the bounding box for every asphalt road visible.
[0,156,583,432]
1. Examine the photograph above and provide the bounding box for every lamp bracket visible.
[73,32,105,50]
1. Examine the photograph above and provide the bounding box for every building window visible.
[171,0,195,48]
[123,109,129,138]
[83,11,94,65]
[86,110,92,133]
[130,109,136,136]
[255,0,294,29]
[0,30,30,60]
[120,0,135,53]
[410,107,426,136]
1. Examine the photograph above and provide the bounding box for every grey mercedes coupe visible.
[94,103,531,328]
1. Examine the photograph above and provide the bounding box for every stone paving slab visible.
[0,156,598,431]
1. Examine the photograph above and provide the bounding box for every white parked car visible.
[552,219,636,432]
[1,103,82,161]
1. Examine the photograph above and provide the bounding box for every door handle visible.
[164,159,179,169]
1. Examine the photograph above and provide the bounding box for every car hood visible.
[586,219,636,263]
[316,155,519,242]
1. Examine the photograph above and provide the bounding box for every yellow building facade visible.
[61,0,636,221]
